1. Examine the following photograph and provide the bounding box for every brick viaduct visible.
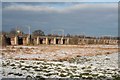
[1,35,118,46]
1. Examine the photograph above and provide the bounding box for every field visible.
[0,45,120,79]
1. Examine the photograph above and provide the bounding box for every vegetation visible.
[69,36,79,45]
[9,28,17,35]
[32,30,45,36]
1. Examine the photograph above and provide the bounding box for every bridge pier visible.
[46,37,48,45]
[26,36,30,45]
[67,38,69,45]
[23,37,27,45]
[54,37,56,44]
[37,36,40,45]
[61,37,63,44]
[14,36,18,45]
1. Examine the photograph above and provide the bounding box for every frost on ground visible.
[0,54,2,80]
[1,45,120,79]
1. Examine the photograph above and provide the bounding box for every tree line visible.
[1,28,119,39]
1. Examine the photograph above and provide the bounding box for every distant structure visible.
[1,34,118,46]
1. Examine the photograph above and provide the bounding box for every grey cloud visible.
[3,3,117,13]
[2,2,118,36]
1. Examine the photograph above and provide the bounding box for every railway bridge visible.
[1,35,118,46]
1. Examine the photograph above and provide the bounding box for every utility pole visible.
[26,25,31,36]
[25,25,31,44]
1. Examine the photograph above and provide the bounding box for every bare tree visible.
[32,30,45,36]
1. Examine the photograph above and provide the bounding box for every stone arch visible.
[40,38,43,44]
[6,37,11,45]
[56,39,59,44]
[63,39,65,44]
[18,36,23,45]
[48,39,51,44]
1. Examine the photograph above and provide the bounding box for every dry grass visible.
[1,45,119,61]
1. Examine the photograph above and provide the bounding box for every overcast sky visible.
[2,2,118,36]
[2,0,120,2]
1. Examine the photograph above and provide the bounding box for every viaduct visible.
[1,35,118,46]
